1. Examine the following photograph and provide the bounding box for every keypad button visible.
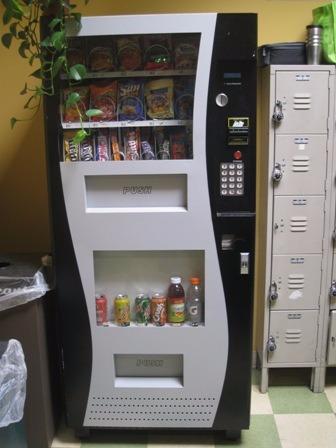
[237,170,243,175]
[237,177,243,182]
[229,189,235,195]
[221,189,228,195]
[237,189,243,195]
[222,183,227,188]
[237,163,243,169]
[229,164,235,169]
[229,183,235,188]
[229,170,235,176]
[222,170,228,176]
[237,183,243,188]
[222,176,227,182]
[229,177,235,182]
[221,163,228,169]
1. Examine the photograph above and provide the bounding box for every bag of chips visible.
[173,36,199,70]
[174,77,194,120]
[88,38,115,71]
[170,131,187,159]
[143,34,172,70]
[63,86,89,122]
[90,81,118,121]
[145,78,174,119]
[117,36,142,71]
[118,79,145,121]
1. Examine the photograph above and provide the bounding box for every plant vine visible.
[1,0,100,143]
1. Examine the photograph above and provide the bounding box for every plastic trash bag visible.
[313,1,336,63]
[0,339,27,428]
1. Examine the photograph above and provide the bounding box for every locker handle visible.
[272,100,284,123]
[267,336,277,352]
[272,163,283,182]
[329,281,336,297]
[269,281,278,302]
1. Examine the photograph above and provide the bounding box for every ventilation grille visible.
[290,217,308,232]
[293,93,311,110]
[285,329,302,344]
[87,396,216,425]
[288,274,304,289]
[292,156,310,172]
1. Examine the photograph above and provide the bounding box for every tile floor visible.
[52,368,336,448]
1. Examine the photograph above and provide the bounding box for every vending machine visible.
[43,13,257,440]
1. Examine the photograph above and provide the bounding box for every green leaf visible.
[24,95,36,109]
[28,54,35,66]
[73,129,88,144]
[50,30,65,52]
[85,108,102,118]
[3,9,12,25]
[69,63,86,81]
[52,55,66,78]
[17,30,25,39]
[30,69,42,79]
[40,36,52,48]
[65,91,80,108]
[20,82,27,95]
[71,12,81,23]
[18,40,29,58]
[10,117,17,129]
[1,32,13,48]
[48,17,62,30]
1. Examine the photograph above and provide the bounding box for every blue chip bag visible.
[118,79,145,121]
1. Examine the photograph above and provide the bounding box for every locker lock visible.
[272,163,283,182]
[272,100,284,122]
[269,281,278,302]
[267,336,277,352]
[329,281,336,297]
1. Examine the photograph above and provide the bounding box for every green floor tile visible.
[81,430,148,448]
[268,386,333,414]
[215,415,281,448]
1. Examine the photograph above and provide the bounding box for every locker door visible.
[268,310,318,364]
[327,311,336,365]
[270,254,322,310]
[273,196,324,254]
[273,135,327,196]
[275,71,329,134]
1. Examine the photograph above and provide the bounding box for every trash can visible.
[0,255,61,448]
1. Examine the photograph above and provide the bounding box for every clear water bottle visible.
[187,277,202,326]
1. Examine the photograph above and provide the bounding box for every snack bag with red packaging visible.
[63,86,89,122]
[143,34,172,70]
[95,129,111,161]
[123,128,140,160]
[173,36,199,70]
[117,36,142,71]
[170,130,187,159]
[90,81,118,121]
[110,130,124,161]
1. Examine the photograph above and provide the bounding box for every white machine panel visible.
[273,135,327,196]
[268,310,318,364]
[273,196,324,255]
[275,71,329,134]
[327,311,336,365]
[270,254,322,310]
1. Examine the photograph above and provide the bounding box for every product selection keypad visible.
[220,161,244,196]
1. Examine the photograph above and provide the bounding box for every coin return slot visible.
[114,354,183,388]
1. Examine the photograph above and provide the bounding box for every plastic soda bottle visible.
[187,277,202,326]
[167,276,185,326]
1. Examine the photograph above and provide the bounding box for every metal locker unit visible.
[327,310,336,365]
[257,65,335,393]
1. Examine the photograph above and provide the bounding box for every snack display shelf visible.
[98,322,205,329]
[60,69,196,80]
[62,119,192,129]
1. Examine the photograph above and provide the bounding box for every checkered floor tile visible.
[52,369,336,448]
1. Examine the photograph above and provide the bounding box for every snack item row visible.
[63,126,192,161]
[62,77,194,122]
[67,34,199,72]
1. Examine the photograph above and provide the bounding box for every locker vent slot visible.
[285,329,302,343]
[293,93,311,110]
[288,274,304,289]
[87,396,216,425]
[292,156,310,172]
[290,217,308,232]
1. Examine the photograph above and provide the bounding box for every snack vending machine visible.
[43,13,257,439]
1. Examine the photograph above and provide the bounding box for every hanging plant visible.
[1,0,100,142]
